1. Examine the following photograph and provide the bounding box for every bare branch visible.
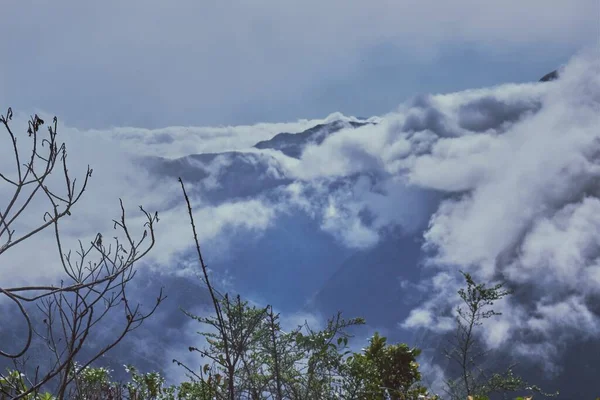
[0,110,163,398]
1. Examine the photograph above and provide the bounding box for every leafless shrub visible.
[0,108,164,399]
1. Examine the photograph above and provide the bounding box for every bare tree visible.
[0,108,164,399]
[175,177,266,400]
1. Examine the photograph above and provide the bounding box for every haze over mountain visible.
[1,49,599,398]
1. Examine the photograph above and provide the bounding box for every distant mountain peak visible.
[539,65,567,82]
[253,119,375,158]
[539,70,559,82]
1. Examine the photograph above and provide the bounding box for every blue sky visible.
[0,0,597,129]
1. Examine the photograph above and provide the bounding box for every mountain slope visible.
[254,120,374,158]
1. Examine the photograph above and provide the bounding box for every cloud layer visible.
[399,51,600,372]
[1,49,600,395]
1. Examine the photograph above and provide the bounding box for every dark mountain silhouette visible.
[539,69,559,82]
[254,120,374,158]
[143,151,291,204]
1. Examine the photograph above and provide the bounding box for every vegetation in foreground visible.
[0,111,560,399]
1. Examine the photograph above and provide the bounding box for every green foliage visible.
[65,363,217,400]
[0,244,565,400]
[177,288,441,400]
[7,270,557,400]
[69,363,116,398]
[363,332,423,397]
[50,310,437,400]
[344,332,436,400]
[1,273,567,400]
[0,369,56,400]
[180,292,367,399]
[123,365,173,399]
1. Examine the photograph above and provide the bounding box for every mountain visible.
[4,55,599,398]
[254,119,374,158]
[133,61,600,397]
[539,70,559,82]
[144,151,292,204]
[539,67,566,82]
[305,230,427,328]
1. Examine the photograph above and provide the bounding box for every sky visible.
[0,0,597,129]
[1,1,600,397]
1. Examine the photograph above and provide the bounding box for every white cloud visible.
[527,296,600,337]
[418,52,600,274]
[506,197,600,291]
[321,193,380,249]
[401,50,600,366]
[85,117,336,159]
[0,113,279,287]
